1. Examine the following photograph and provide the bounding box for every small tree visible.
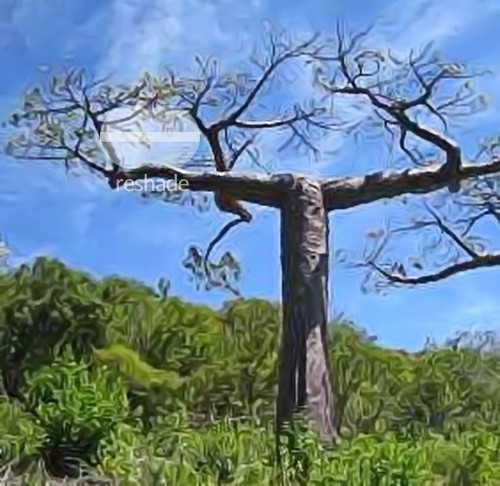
[5,25,500,441]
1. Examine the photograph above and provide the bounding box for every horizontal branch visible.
[323,158,500,210]
[370,254,500,285]
[113,165,288,207]
[232,108,324,129]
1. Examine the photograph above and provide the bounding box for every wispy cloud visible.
[98,0,181,79]
[378,0,500,52]
[93,0,266,81]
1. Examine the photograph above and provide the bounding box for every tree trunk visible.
[276,176,337,442]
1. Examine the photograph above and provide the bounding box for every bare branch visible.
[369,254,500,285]
[161,31,332,174]
[349,194,500,291]
[423,204,479,259]
[5,68,168,179]
[314,25,486,171]
[93,80,147,117]
[323,158,500,210]
[223,129,255,170]
[223,34,320,124]
[232,107,325,129]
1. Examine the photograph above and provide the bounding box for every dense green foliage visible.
[1,258,500,484]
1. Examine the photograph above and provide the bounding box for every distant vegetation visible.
[1,257,500,484]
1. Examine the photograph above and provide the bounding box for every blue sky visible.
[1,0,500,350]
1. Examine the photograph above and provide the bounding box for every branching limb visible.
[346,198,500,291]
[5,68,167,176]
[165,31,331,174]
[114,166,285,206]
[369,255,500,285]
[323,157,500,210]
[222,33,321,125]
[314,24,486,177]
[203,217,248,277]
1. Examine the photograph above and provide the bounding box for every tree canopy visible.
[6,27,500,291]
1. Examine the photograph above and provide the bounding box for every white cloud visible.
[99,0,182,79]
[94,0,265,81]
[379,0,500,53]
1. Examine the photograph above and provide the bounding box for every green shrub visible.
[0,399,46,471]
[25,355,130,478]
[1,260,500,483]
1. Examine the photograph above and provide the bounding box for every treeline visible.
[1,257,500,484]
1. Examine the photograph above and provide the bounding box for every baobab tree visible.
[5,26,500,442]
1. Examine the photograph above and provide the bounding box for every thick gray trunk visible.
[277,176,336,442]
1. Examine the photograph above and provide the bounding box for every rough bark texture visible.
[277,175,336,442]
[322,158,500,210]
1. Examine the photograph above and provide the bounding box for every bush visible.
[25,355,130,478]
[1,260,500,483]
[0,399,46,472]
